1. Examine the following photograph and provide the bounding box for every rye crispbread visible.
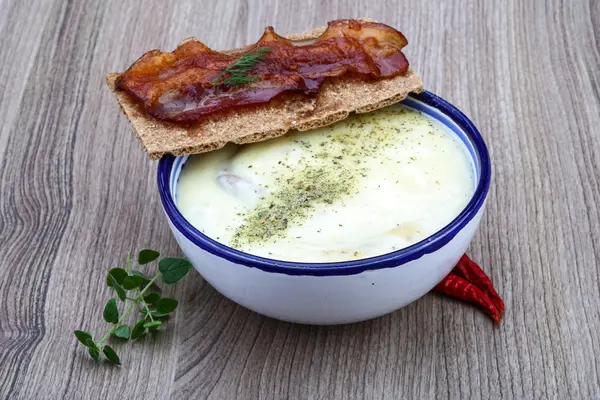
[106,24,423,159]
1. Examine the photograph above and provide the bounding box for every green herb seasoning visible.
[226,109,414,248]
[231,166,355,247]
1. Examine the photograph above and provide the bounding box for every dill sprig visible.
[211,47,272,86]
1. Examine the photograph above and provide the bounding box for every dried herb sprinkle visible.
[228,106,430,248]
[231,166,355,247]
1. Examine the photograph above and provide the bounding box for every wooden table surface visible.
[1,0,599,398]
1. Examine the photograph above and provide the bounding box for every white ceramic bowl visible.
[157,91,491,325]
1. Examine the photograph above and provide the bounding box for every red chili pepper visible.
[433,273,502,324]
[432,254,504,324]
[453,254,504,316]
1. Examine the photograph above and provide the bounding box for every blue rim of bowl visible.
[157,90,491,276]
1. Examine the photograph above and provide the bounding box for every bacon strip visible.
[115,20,410,122]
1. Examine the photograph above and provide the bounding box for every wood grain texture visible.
[0,0,599,398]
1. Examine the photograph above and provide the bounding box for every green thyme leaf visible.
[131,320,146,340]
[103,299,119,324]
[103,345,121,365]
[85,339,99,351]
[131,270,156,290]
[131,270,153,281]
[138,249,160,265]
[74,330,93,346]
[106,268,128,286]
[143,321,162,329]
[150,311,170,320]
[156,298,178,314]
[88,346,100,362]
[85,339,100,361]
[114,325,130,339]
[108,275,127,301]
[123,275,144,290]
[144,293,160,305]
[159,258,192,284]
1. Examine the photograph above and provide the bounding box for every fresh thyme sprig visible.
[211,46,272,86]
[73,249,192,365]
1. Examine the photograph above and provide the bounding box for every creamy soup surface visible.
[177,105,475,262]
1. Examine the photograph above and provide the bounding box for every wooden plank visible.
[0,0,599,398]
[0,0,56,166]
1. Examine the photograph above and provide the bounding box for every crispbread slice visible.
[107,26,423,159]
